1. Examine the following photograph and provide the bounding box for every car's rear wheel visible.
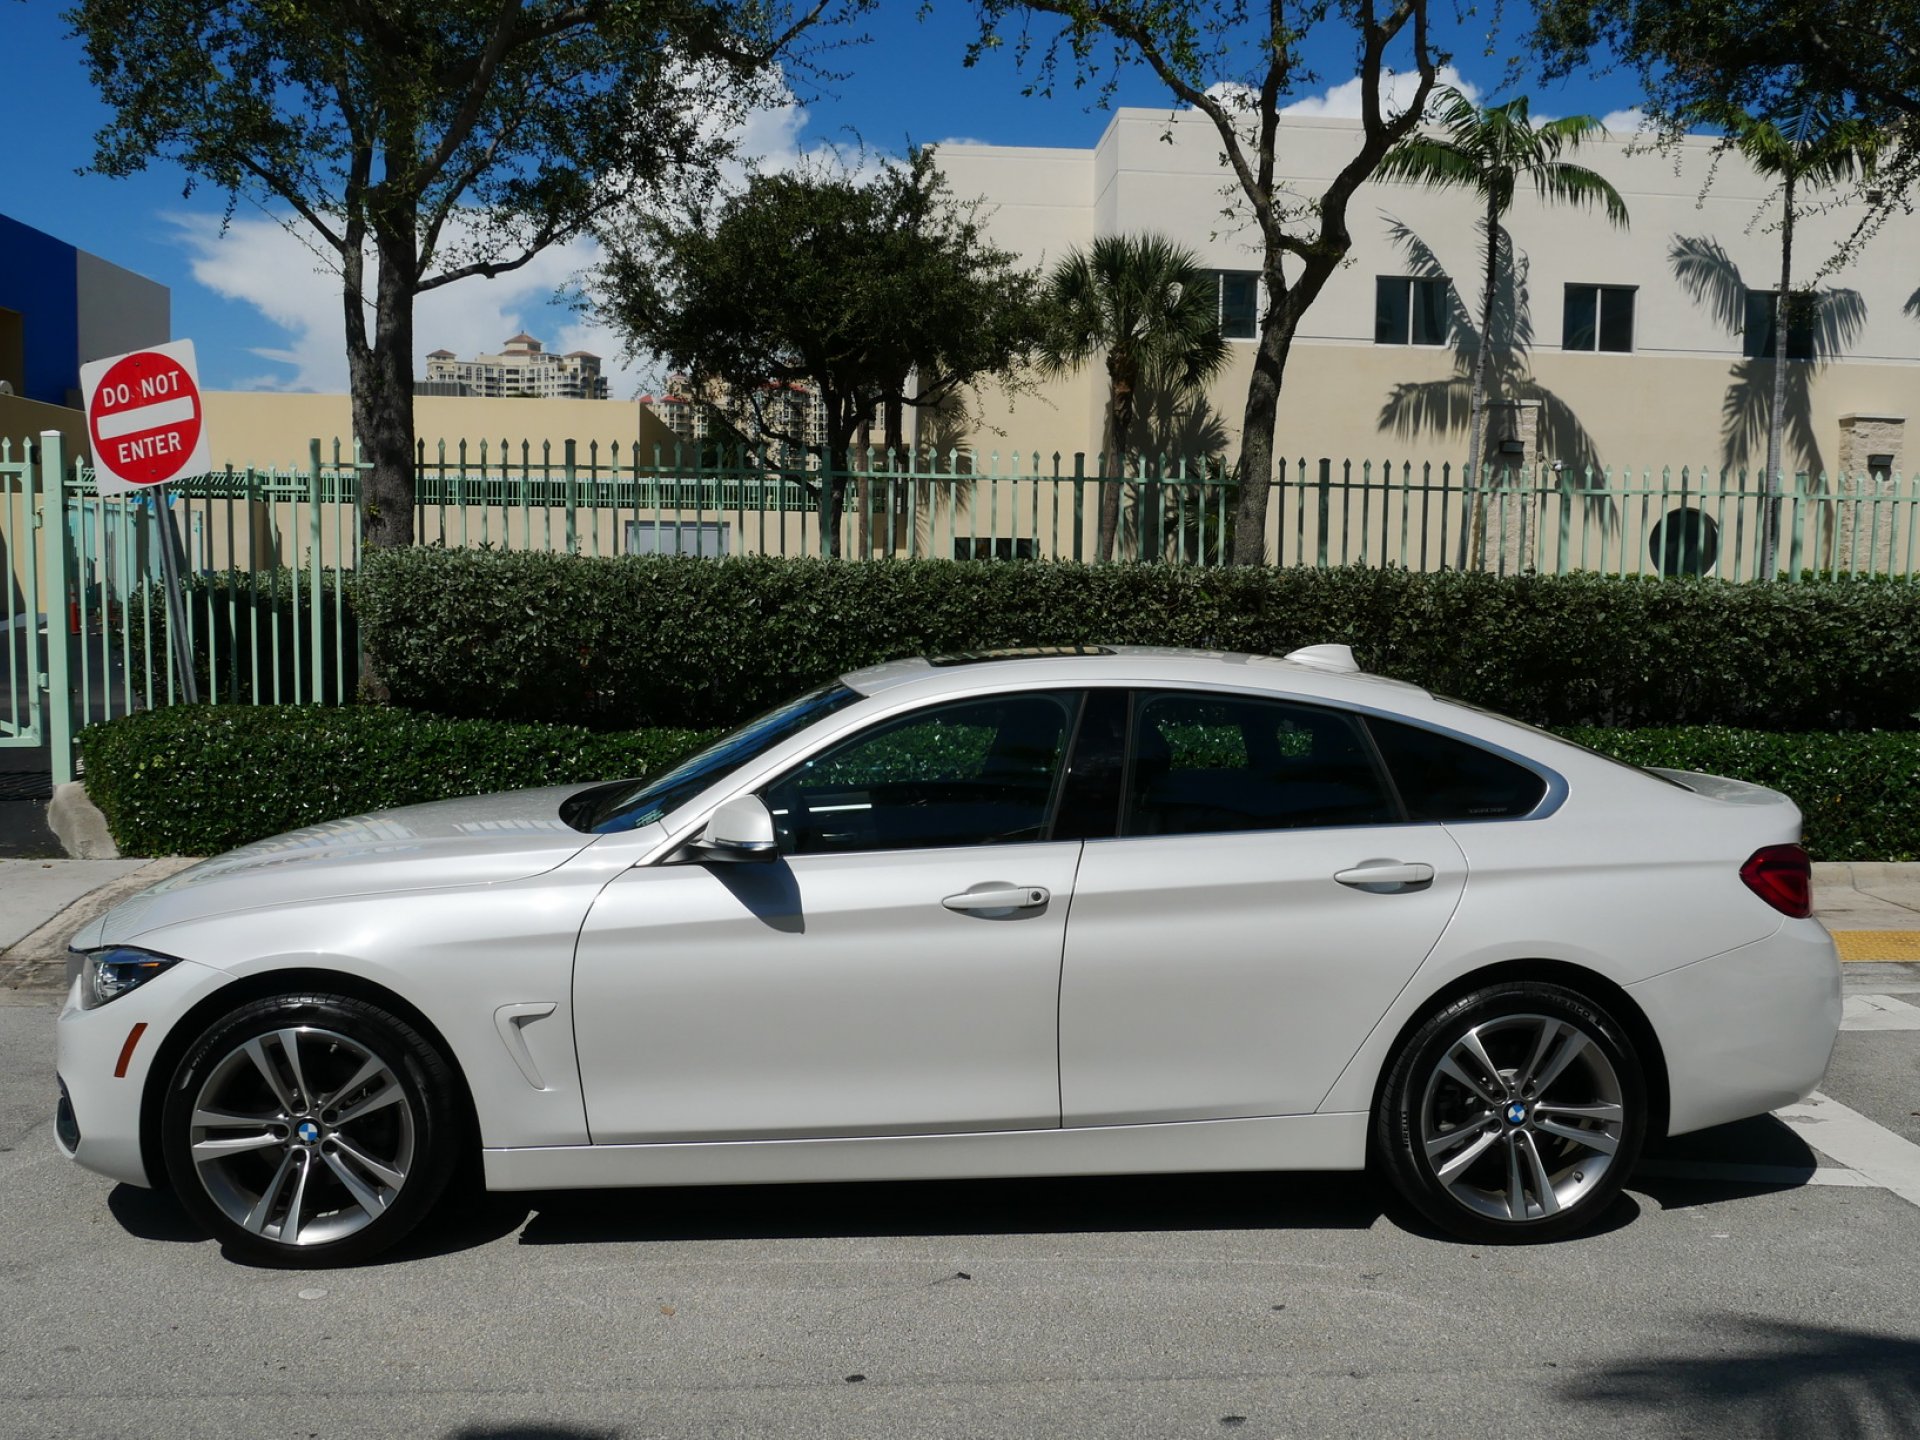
[160,993,460,1266]
[1375,981,1647,1243]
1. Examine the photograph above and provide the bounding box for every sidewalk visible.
[3,856,1917,993]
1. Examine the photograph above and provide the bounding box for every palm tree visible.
[1042,234,1230,561]
[1380,89,1628,566]
[1688,84,1878,577]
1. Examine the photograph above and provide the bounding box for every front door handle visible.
[942,884,1051,913]
[1334,860,1435,891]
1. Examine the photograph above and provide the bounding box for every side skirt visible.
[483,1112,1368,1192]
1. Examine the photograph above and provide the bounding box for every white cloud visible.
[169,80,815,398]
[1278,64,1481,119]
[1601,107,1651,134]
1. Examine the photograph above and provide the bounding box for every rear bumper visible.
[1628,919,1841,1137]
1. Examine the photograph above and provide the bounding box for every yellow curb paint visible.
[1833,930,1920,962]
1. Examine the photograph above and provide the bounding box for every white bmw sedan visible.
[57,646,1840,1264]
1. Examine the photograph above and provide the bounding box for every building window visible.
[626,520,730,557]
[954,537,1039,562]
[1215,271,1259,340]
[1563,285,1635,352]
[1742,290,1816,360]
[1375,277,1450,346]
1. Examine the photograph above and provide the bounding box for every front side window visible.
[1376,277,1450,346]
[568,683,863,834]
[1124,692,1398,836]
[1563,285,1635,352]
[762,693,1078,855]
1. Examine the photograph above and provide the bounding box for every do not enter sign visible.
[79,339,212,496]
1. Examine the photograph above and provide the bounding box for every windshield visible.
[563,682,864,834]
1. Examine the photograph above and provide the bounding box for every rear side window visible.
[1366,717,1547,820]
[1124,692,1398,836]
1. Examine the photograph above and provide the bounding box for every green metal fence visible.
[3,426,1915,785]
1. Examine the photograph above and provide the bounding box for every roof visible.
[565,349,600,359]
[426,348,455,359]
[505,331,539,344]
[842,646,1422,704]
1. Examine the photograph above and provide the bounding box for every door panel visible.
[574,843,1082,1144]
[1059,826,1468,1125]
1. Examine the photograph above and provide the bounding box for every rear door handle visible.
[942,885,1051,913]
[1334,861,1435,891]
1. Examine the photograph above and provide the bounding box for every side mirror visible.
[691,794,779,863]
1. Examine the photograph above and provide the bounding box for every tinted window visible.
[1366,718,1547,820]
[571,682,861,833]
[1053,689,1128,841]
[762,693,1077,855]
[1124,693,1397,836]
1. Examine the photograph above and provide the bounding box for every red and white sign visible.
[79,339,212,496]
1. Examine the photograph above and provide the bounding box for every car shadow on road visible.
[1561,1318,1920,1438]
[507,1170,1392,1248]
[1629,1114,1830,1211]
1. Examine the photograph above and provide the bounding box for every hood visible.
[74,784,603,949]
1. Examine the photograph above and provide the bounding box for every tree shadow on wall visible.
[1117,383,1234,562]
[1667,235,1865,478]
[1374,217,1612,505]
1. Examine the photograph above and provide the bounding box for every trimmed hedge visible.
[1568,726,1920,863]
[78,705,714,857]
[355,550,1920,732]
[77,704,1920,861]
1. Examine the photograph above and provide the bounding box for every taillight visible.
[1740,844,1812,918]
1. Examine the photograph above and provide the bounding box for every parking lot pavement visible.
[4,971,1918,1440]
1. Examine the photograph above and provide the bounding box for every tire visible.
[160,992,462,1267]
[1374,981,1647,1244]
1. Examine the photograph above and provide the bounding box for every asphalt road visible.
[3,971,1918,1440]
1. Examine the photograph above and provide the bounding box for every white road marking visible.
[1776,1091,1920,1208]
[1842,993,1920,1031]
[1635,1159,1875,1187]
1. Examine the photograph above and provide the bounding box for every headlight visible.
[66,947,184,1010]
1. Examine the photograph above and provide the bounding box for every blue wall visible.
[0,214,80,407]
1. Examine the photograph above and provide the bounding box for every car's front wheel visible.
[1375,981,1647,1243]
[160,992,462,1266]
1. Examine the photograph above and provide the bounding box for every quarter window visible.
[1365,718,1547,820]
[1375,277,1451,346]
[1563,285,1635,352]
[1123,692,1398,836]
[761,693,1077,855]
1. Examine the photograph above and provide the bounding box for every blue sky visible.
[3,2,1640,396]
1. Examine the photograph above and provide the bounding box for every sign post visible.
[79,340,211,704]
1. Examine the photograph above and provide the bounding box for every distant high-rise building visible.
[640,373,830,462]
[423,333,610,399]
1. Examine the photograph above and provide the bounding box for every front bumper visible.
[54,957,233,1188]
[1628,918,1841,1137]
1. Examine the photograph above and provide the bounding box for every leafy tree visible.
[1378,89,1625,564]
[600,148,1050,555]
[1686,86,1878,575]
[1041,234,1230,561]
[70,0,862,550]
[967,0,1442,564]
[1532,0,1917,202]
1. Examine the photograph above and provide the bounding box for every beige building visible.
[424,333,610,400]
[931,111,1920,484]
[644,373,830,462]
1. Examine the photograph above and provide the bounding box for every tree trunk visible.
[1099,358,1136,563]
[1229,270,1294,566]
[855,412,872,557]
[883,392,906,551]
[1761,174,1796,580]
[1459,198,1501,571]
[817,394,858,559]
[353,223,419,553]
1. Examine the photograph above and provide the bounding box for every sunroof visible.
[927,645,1116,667]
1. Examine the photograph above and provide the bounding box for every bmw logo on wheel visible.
[1505,1103,1528,1126]
[296,1121,321,1144]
